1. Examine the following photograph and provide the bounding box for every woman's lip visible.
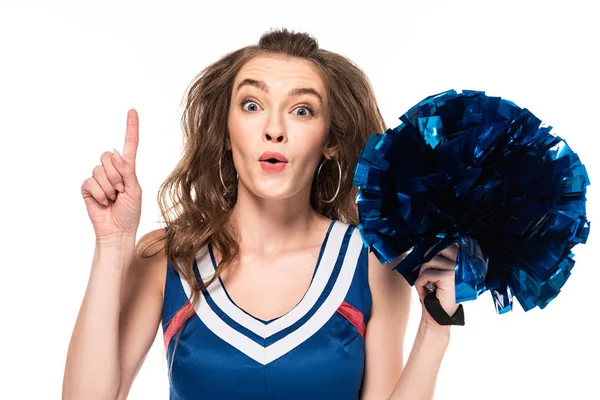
[259,160,287,172]
[259,151,288,162]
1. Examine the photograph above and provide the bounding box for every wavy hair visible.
[138,27,386,377]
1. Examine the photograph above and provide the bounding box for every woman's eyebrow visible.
[236,78,323,105]
[289,88,323,105]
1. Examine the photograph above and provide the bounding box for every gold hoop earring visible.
[219,151,238,194]
[316,156,341,203]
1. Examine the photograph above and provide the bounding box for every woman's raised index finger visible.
[123,108,139,167]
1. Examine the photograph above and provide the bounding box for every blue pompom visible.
[353,89,590,313]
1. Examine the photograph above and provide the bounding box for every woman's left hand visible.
[414,243,459,328]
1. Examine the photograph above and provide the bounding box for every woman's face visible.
[227,54,335,200]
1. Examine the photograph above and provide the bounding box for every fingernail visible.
[116,183,124,193]
[102,199,109,206]
[110,193,116,201]
[113,148,124,164]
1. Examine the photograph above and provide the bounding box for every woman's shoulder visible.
[131,228,169,298]
[135,227,168,252]
[366,245,411,315]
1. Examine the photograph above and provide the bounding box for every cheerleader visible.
[63,28,458,400]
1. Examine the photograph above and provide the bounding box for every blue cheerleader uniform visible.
[161,219,372,399]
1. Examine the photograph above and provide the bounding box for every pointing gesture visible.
[81,109,143,240]
[123,108,139,171]
[116,109,140,191]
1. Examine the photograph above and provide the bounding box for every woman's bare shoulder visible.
[130,228,169,297]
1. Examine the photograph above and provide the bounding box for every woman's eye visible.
[241,100,261,112]
[294,106,314,117]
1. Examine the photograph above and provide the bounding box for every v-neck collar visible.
[208,219,336,324]
[194,219,344,339]
[179,221,365,365]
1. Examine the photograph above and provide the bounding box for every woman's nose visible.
[264,131,286,143]
[263,112,287,143]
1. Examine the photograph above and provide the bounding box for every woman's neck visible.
[227,175,333,255]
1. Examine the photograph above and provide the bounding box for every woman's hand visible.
[414,243,459,328]
[80,109,142,241]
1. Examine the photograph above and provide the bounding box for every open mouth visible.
[264,158,284,164]
[259,158,288,172]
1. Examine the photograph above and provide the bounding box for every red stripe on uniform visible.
[164,302,193,352]
[336,301,366,339]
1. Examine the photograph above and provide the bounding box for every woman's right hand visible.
[81,109,142,241]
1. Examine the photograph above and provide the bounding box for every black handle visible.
[423,291,465,326]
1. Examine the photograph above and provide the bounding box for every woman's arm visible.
[387,245,459,400]
[361,248,454,400]
[62,229,166,400]
[387,321,450,400]
[360,250,411,399]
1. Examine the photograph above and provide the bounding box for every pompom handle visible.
[423,291,465,326]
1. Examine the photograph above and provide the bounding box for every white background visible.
[1,0,598,399]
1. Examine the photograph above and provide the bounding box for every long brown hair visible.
[139,27,386,376]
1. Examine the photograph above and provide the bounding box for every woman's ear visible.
[323,142,340,159]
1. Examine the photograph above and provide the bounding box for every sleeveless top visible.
[161,219,372,399]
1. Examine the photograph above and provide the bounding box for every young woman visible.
[63,28,459,400]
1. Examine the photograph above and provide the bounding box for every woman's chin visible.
[252,183,294,200]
